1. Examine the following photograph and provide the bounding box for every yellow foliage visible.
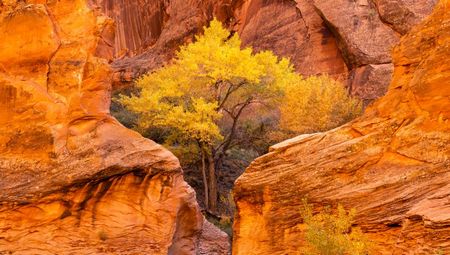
[119,18,295,149]
[280,75,362,134]
[118,18,363,165]
[300,199,372,255]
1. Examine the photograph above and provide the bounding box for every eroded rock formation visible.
[96,0,347,90]
[234,0,347,78]
[91,0,235,88]
[99,0,436,102]
[313,0,438,102]
[0,0,228,254]
[233,1,450,254]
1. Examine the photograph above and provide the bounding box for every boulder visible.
[233,2,450,254]
[0,0,229,254]
[235,0,347,77]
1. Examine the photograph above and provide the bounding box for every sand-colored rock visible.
[0,0,229,254]
[198,219,231,255]
[311,0,438,102]
[233,1,450,254]
[313,0,400,68]
[349,63,394,103]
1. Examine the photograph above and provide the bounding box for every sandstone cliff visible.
[0,0,228,254]
[233,1,450,254]
[98,0,436,102]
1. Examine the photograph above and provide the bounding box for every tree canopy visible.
[119,18,297,149]
[117,18,362,213]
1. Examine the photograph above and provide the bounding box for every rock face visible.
[374,0,438,34]
[99,0,436,102]
[235,0,347,78]
[0,0,228,254]
[92,0,235,88]
[98,0,347,89]
[233,1,450,254]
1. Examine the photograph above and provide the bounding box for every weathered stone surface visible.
[0,0,229,254]
[91,0,235,88]
[198,219,231,255]
[101,0,436,101]
[348,63,394,103]
[311,0,436,101]
[233,2,450,254]
[312,0,400,68]
[235,0,347,77]
[374,0,439,34]
[93,0,235,59]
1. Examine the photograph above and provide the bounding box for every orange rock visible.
[0,0,228,254]
[233,2,450,254]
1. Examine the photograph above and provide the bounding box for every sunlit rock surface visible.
[233,2,450,254]
[0,0,229,254]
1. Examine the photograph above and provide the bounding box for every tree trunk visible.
[201,148,209,210]
[206,148,218,213]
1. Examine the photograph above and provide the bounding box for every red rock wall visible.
[232,1,450,254]
[0,0,229,253]
[312,0,438,102]
[99,0,436,102]
[90,0,235,88]
[234,0,347,77]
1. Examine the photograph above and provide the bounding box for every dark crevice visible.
[43,4,62,92]
[294,2,311,42]
[386,222,402,228]
[91,178,114,226]
[312,5,353,70]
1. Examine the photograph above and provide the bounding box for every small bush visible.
[300,199,371,255]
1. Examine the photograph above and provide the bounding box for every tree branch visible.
[214,98,253,159]
[217,80,247,110]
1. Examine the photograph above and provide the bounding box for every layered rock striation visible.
[0,0,228,254]
[91,0,236,88]
[98,0,436,102]
[233,1,450,254]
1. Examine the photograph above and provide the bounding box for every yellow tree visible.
[119,19,297,212]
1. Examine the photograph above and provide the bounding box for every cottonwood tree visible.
[119,19,297,213]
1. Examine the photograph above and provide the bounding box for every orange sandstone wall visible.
[0,0,228,254]
[233,1,450,254]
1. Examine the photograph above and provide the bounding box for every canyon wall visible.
[98,0,436,102]
[0,0,228,254]
[90,0,234,88]
[233,1,450,254]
